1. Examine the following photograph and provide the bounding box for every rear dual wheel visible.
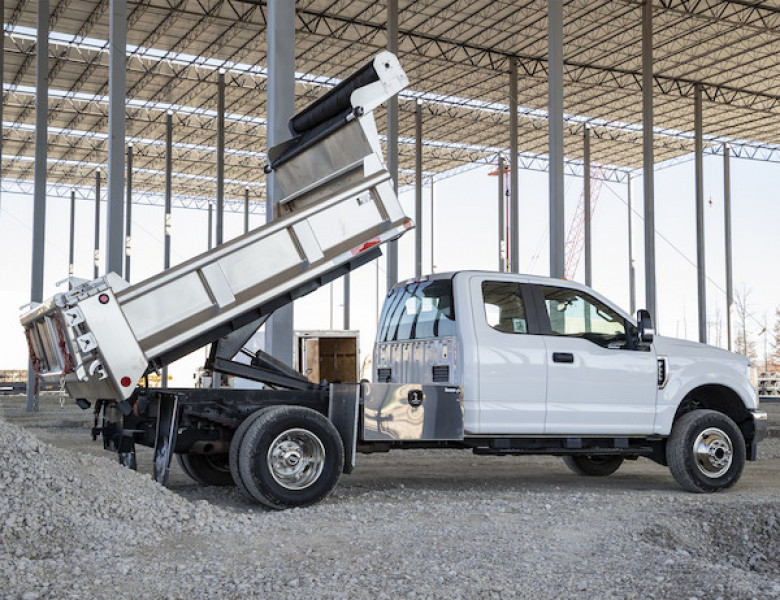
[231,406,344,509]
[563,455,624,477]
[176,453,234,487]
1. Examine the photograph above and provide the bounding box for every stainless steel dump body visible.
[21,52,411,403]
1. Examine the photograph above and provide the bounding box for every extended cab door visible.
[534,284,658,435]
[468,275,547,434]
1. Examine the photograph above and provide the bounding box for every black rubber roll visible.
[289,60,380,135]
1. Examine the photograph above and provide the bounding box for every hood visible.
[653,335,750,365]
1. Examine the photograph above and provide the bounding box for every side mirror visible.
[636,309,654,344]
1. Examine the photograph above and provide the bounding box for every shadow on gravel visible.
[640,504,780,575]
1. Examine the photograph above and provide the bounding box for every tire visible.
[238,406,344,510]
[563,455,624,477]
[176,453,196,480]
[229,407,276,500]
[666,409,746,493]
[177,453,234,487]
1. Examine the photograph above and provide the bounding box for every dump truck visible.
[21,53,767,509]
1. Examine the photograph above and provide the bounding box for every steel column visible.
[724,144,733,351]
[28,0,49,412]
[628,174,636,315]
[94,170,101,278]
[162,112,173,388]
[694,83,706,344]
[548,0,565,279]
[164,112,172,271]
[125,143,132,281]
[207,202,213,250]
[498,154,506,272]
[583,126,592,286]
[343,274,351,330]
[68,190,75,286]
[266,0,295,366]
[509,57,519,274]
[216,69,225,246]
[0,0,4,211]
[430,178,435,272]
[642,0,657,323]
[106,0,126,275]
[244,187,249,234]
[386,0,399,289]
[415,99,423,278]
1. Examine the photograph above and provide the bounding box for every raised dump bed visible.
[21,52,411,405]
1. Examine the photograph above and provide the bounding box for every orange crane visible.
[564,166,605,280]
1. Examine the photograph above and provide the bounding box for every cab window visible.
[542,286,627,348]
[378,280,455,341]
[482,281,528,334]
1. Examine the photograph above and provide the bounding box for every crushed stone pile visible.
[2,415,780,599]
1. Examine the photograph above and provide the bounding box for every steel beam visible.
[386,0,399,290]
[583,125,592,287]
[216,69,225,246]
[498,154,506,272]
[694,83,706,344]
[509,57,519,274]
[548,0,565,279]
[724,144,733,352]
[415,99,423,278]
[642,0,657,323]
[628,174,636,315]
[265,0,295,367]
[125,143,132,281]
[293,5,779,114]
[106,0,126,275]
[94,169,101,279]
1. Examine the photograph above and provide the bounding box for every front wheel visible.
[563,455,624,477]
[666,409,745,493]
[238,406,344,509]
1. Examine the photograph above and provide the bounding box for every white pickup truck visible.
[373,271,767,495]
[20,53,766,509]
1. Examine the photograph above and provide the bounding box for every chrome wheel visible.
[267,428,325,490]
[693,427,733,479]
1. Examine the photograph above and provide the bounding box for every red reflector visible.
[403,219,413,230]
[98,294,110,304]
[351,237,381,255]
[120,376,132,387]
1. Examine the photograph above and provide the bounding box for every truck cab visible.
[374,271,767,492]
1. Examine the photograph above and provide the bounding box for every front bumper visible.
[747,409,768,461]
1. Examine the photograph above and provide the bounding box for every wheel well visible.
[674,384,751,428]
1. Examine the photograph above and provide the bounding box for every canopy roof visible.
[3,0,779,209]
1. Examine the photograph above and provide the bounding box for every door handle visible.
[552,352,574,364]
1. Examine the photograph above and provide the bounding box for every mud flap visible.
[118,434,137,470]
[153,393,180,486]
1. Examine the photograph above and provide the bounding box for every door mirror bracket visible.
[636,309,654,346]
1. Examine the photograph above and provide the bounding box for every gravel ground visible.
[1,395,779,599]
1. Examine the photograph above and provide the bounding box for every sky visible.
[2,152,779,384]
